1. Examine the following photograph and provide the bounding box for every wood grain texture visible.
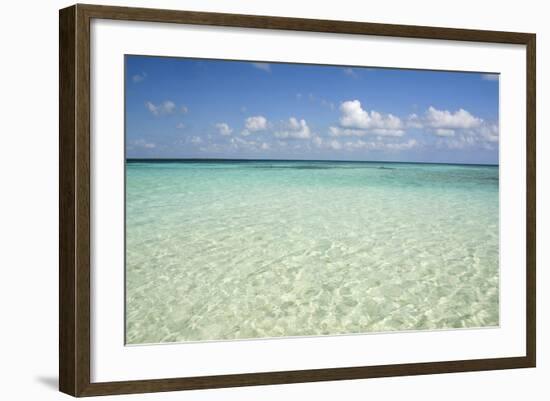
[75,4,92,396]
[59,5,76,396]
[525,34,536,367]
[78,356,533,396]
[78,3,533,43]
[59,3,536,397]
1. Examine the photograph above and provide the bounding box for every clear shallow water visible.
[125,160,499,344]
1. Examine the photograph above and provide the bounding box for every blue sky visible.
[126,55,499,164]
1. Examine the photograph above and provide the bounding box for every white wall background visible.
[0,0,546,399]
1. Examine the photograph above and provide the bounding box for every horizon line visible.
[125,157,499,167]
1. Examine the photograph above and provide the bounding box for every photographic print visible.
[125,56,499,345]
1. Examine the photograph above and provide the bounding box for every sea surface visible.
[125,160,499,344]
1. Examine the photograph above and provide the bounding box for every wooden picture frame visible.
[59,3,536,397]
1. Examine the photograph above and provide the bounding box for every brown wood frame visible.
[59,3,536,397]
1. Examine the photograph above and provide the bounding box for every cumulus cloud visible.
[407,107,484,136]
[478,123,499,142]
[423,106,483,129]
[434,128,455,137]
[146,100,177,116]
[252,62,271,72]
[407,113,423,129]
[242,115,268,136]
[215,122,233,136]
[132,72,147,83]
[328,139,343,150]
[274,117,312,139]
[439,123,499,150]
[337,100,405,136]
[407,106,497,149]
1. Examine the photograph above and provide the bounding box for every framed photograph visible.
[59,4,536,397]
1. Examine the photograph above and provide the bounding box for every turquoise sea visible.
[125,160,499,344]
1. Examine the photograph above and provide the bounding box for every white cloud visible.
[252,62,271,72]
[327,139,342,150]
[407,106,497,149]
[232,137,260,150]
[176,122,185,129]
[146,101,187,116]
[438,135,475,150]
[434,128,455,137]
[146,100,177,116]
[337,100,405,136]
[345,139,418,151]
[424,106,483,129]
[441,123,499,149]
[215,122,233,136]
[190,136,202,144]
[370,128,405,136]
[274,117,312,139]
[406,113,423,129]
[312,136,323,148]
[242,115,268,136]
[328,127,368,137]
[132,139,156,149]
[407,107,484,130]
[479,123,499,142]
[313,135,418,152]
[384,139,418,151]
[481,74,499,81]
[132,72,147,83]
[438,126,499,149]
[346,138,418,151]
[434,126,499,150]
